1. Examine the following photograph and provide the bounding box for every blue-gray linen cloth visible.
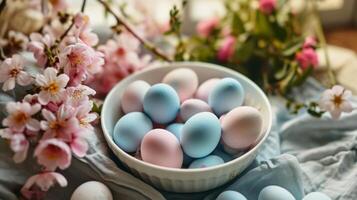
[1,79,356,200]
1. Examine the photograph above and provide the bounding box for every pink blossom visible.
[40,104,79,142]
[2,101,41,132]
[0,54,32,91]
[259,0,277,14]
[65,84,96,107]
[92,34,151,95]
[196,17,219,37]
[69,130,89,157]
[319,85,353,119]
[59,43,103,86]
[28,33,54,67]
[217,36,236,62]
[76,102,97,132]
[49,0,68,12]
[21,172,67,199]
[34,138,72,171]
[35,67,69,105]
[10,133,30,163]
[303,36,317,49]
[74,13,99,47]
[296,48,319,70]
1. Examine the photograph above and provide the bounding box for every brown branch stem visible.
[97,0,173,62]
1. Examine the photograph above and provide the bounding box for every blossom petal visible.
[38,91,51,105]
[57,74,69,88]
[17,71,33,86]
[2,78,16,91]
[44,68,58,82]
[71,137,88,157]
[26,119,41,132]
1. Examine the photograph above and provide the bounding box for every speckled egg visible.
[162,68,199,102]
[143,83,180,124]
[70,181,113,200]
[258,185,295,200]
[208,78,245,116]
[181,112,221,158]
[221,106,262,153]
[141,129,183,168]
[180,99,212,122]
[303,192,331,200]
[189,155,224,169]
[166,123,184,140]
[113,112,153,153]
[195,78,220,102]
[121,80,150,114]
[216,191,247,200]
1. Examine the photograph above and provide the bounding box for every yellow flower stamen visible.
[9,69,19,77]
[43,82,59,94]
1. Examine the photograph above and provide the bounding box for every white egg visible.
[70,181,113,200]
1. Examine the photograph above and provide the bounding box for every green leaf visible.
[282,38,303,56]
[233,37,255,62]
[231,13,245,35]
[255,12,272,37]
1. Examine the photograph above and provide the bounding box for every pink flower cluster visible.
[295,36,319,70]
[91,32,152,96]
[0,11,100,199]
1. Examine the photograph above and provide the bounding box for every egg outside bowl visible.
[101,62,273,193]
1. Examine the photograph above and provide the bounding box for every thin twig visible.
[312,1,336,87]
[0,0,6,14]
[58,0,87,43]
[97,0,173,62]
[81,0,87,12]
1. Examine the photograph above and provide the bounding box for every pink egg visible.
[195,78,220,102]
[121,80,150,114]
[162,68,199,102]
[180,99,212,122]
[221,106,263,153]
[141,129,183,168]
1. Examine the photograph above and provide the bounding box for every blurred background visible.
[68,0,357,93]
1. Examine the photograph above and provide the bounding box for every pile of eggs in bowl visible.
[113,68,263,169]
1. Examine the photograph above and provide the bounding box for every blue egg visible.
[216,191,247,200]
[143,83,180,124]
[166,123,184,140]
[258,185,295,200]
[303,192,331,200]
[189,155,224,169]
[208,78,245,116]
[212,146,234,162]
[181,112,221,158]
[113,112,153,153]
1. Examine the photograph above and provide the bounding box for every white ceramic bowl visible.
[101,62,272,193]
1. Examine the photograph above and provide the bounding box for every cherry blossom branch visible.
[97,0,173,62]
[58,0,87,43]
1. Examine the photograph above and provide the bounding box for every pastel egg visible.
[165,123,193,167]
[181,112,221,158]
[70,181,113,200]
[221,106,262,153]
[162,68,199,101]
[216,191,247,200]
[121,80,150,114]
[113,112,153,153]
[188,155,224,169]
[258,185,295,200]
[208,78,245,116]
[180,99,212,122]
[212,146,234,162]
[195,78,220,102]
[166,123,184,140]
[143,83,180,124]
[303,192,331,200]
[141,129,183,168]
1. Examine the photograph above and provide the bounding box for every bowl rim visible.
[101,61,273,173]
